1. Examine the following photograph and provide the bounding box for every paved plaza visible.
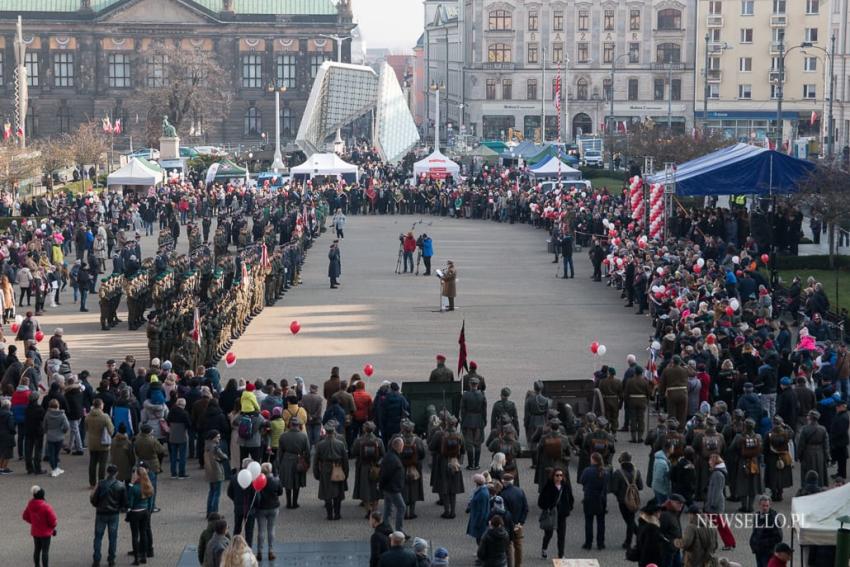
[0,214,804,566]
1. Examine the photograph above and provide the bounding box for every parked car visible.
[540,179,592,193]
[126,148,160,160]
[193,145,225,156]
[179,146,200,158]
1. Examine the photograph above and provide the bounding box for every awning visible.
[106,158,163,187]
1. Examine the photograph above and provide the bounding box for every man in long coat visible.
[350,421,385,516]
[797,409,829,488]
[429,416,465,519]
[624,365,652,443]
[394,419,427,520]
[764,416,793,501]
[313,419,349,520]
[460,376,487,470]
[523,380,551,467]
[534,417,571,491]
[440,260,456,311]
[277,416,309,509]
[328,240,341,289]
[730,418,763,513]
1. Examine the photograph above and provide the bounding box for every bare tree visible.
[139,46,232,147]
[0,145,43,199]
[37,137,72,196]
[66,121,107,193]
[791,163,850,268]
[611,120,729,168]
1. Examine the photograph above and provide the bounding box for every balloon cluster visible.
[236,460,268,491]
[590,341,607,356]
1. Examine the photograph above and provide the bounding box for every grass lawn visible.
[777,269,850,312]
[589,176,628,191]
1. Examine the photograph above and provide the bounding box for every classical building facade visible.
[0,0,354,146]
[424,0,696,144]
[694,0,830,150]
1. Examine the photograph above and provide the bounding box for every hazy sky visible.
[353,0,424,51]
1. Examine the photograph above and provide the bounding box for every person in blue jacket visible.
[580,452,610,550]
[466,473,490,544]
[419,234,434,276]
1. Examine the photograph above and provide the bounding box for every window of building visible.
[528,44,539,64]
[553,11,564,31]
[576,78,588,100]
[804,57,818,71]
[709,56,721,71]
[244,106,261,136]
[53,52,74,88]
[25,52,39,87]
[578,10,589,31]
[604,10,615,31]
[739,57,752,72]
[803,84,817,98]
[603,43,615,64]
[657,9,681,30]
[486,78,496,100]
[773,0,786,14]
[709,28,722,42]
[773,27,786,43]
[656,43,681,64]
[57,104,71,134]
[310,54,328,79]
[741,0,754,15]
[770,84,780,99]
[488,43,511,63]
[709,84,720,98]
[528,11,538,31]
[577,43,589,63]
[654,79,665,100]
[552,44,564,64]
[630,9,641,30]
[709,1,722,15]
[527,78,538,100]
[805,28,818,43]
[502,79,512,100]
[107,53,131,88]
[145,54,166,88]
[629,43,640,63]
[276,55,296,89]
[672,79,681,100]
[806,0,819,14]
[241,54,263,88]
[603,78,613,100]
[738,84,752,98]
[740,28,753,43]
[628,78,639,100]
[488,10,512,31]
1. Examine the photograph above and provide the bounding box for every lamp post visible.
[320,33,352,149]
[608,53,630,171]
[458,103,465,150]
[431,81,445,152]
[800,36,836,159]
[266,83,287,173]
[701,38,731,133]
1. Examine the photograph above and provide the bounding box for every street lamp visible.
[266,82,287,172]
[701,34,732,132]
[430,81,446,152]
[800,36,836,159]
[608,52,630,171]
[320,33,352,149]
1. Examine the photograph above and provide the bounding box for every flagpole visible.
[541,47,546,143]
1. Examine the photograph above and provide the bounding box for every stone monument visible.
[159,116,180,160]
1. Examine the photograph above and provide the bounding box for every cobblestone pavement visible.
[0,214,806,566]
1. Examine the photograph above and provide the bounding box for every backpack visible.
[441,432,461,458]
[360,440,380,462]
[237,414,255,440]
[621,469,641,513]
[701,435,720,458]
[400,441,418,467]
[741,434,761,458]
[543,436,563,459]
[667,432,685,458]
[590,434,609,455]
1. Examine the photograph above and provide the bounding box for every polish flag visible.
[15,127,24,138]
[810,111,818,126]
[102,116,112,133]
[2,122,10,141]
[112,119,122,135]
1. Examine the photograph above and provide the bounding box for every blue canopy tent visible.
[500,140,545,161]
[646,143,814,196]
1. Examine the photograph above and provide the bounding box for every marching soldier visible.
[213,225,229,257]
[395,420,427,520]
[349,421,384,517]
[730,418,763,513]
[797,409,829,489]
[460,376,487,470]
[659,355,689,430]
[598,366,623,436]
[461,361,486,392]
[428,354,454,382]
[693,416,725,501]
[429,415,465,519]
[623,365,652,442]
[764,416,793,501]
[535,417,571,492]
[523,380,551,468]
[313,419,349,521]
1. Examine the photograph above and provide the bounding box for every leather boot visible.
[473,446,481,469]
[333,498,342,520]
[292,488,300,509]
[325,501,333,520]
[441,497,451,519]
[466,449,475,470]
[285,489,292,509]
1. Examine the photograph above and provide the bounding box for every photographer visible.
[417,233,434,276]
[402,232,416,274]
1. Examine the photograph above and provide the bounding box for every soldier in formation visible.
[97,273,123,331]
[395,419,427,520]
[350,421,384,517]
[429,415,465,519]
[460,376,487,470]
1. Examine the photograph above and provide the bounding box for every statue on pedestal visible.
[162,116,177,137]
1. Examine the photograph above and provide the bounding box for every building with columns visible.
[0,0,354,145]
[424,0,696,145]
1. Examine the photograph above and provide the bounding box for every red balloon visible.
[760,253,770,265]
[10,323,18,333]
[725,306,735,317]
[706,333,716,345]
[35,330,44,342]
[693,264,702,274]
[590,341,600,354]
[289,320,301,335]
[225,352,237,367]
[364,364,374,377]
[252,473,267,491]
[654,291,665,300]
[638,240,647,249]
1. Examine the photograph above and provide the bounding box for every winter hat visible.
[162,360,172,371]
[413,538,428,553]
[246,383,256,392]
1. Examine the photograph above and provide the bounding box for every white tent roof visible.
[791,482,850,545]
[529,156,582,180]
[413,150,460,179]
[107,158,163,187]
[290,153,359,181]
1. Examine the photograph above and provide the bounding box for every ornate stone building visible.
[0,0,355,145]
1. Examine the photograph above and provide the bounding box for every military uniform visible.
[797,411,830,488]
[460,379,487,469]
[534,420,571,491]
[97,273,123,330]
[395,422,427,519]
[349,426,384,511]
[429,360,454,383]
[660,360,689,430]
[623,369,652,442]
[764,418,793,501]
[277,422,310,508]
[598,372,623,433]
[487,425,522,486]
[693,418,725,501]
[730,420,763,512]
[523,386,551,466]
[490,389,519,440]
[313,423,349,520]
[583,417,616,466]
[462,368,486,392]
[428,419,465,518]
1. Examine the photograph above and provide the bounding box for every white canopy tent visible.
[791,482,850,546]
[290,153,360,182]
[413,150,460,180]
[107,158,163,187]
[529,156,583,180]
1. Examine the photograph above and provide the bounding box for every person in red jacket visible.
[767,542,792,567]
[22,485,57,567]
[352,381,374,441]
[402,232,416,274]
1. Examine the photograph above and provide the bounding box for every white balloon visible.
[247,460,262,481]
[732,256,740,264]
[656,267,664,275]
[651,341,661,351]
[597,345,607,356]
[730,298,740,311]
[602,219,609,228]
[237,469,253,489]
[697,258,705,268]
[15,314,23,325]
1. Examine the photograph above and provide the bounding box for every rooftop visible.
[0,0,338,15]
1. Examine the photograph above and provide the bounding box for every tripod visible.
[394,240,404,274]
[415,250,422,275]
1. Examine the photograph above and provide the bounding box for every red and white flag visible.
[618,121,628,133]
[112,119,122,135]
[102,116,112,133]
[2,122,10,141]
[15,127,24,138]
[191,307,202,345]
[810,111,818,126]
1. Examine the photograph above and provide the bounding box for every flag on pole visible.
[810,111,818,126]
[457,320,468,376]
[2,122,10,141]
[192,307,202,345]
[102,116,112,133]
[15,127,24,138]
[112,119,122,135]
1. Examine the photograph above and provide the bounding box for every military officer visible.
[429,415,465,519]
[490,388,518,439]
[428,354,454,383]
[623,365,652,442]
[797,410,829,489]
[598,366,623,435]
[394,420,427,520]
[462,361,486,392]
[460,376,487,470]
[524,380,551,468]
[349,421,384,517]
[660,355,689,430]
[313,419,349,521]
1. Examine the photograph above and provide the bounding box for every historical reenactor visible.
[644,413,668,487]
[429,415,465,519]
[574,412,596,483]
[350,421,384,517]
[535,417,571,492]
[730,418,763,513]
[328,240,341,289]
[428,354,454,383]
[146,313,160,364]
[584,416,616,466]
[490,387,519,439]
[598,366,623,435]
[395,419,427,520]
[665,417,685,461]
[523,380,551,468]
[462,361,486,392]
[440,260,456,311]
[460,376,487,470]
[797,409,829,488]
[624,365,652,442]
[487,424,522,486]
[277,416,309,509]
[659,355,689,430]
[313,419,349,521]
[722,409,745,501]
[693,416,725,501]
[764,416,793,502]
